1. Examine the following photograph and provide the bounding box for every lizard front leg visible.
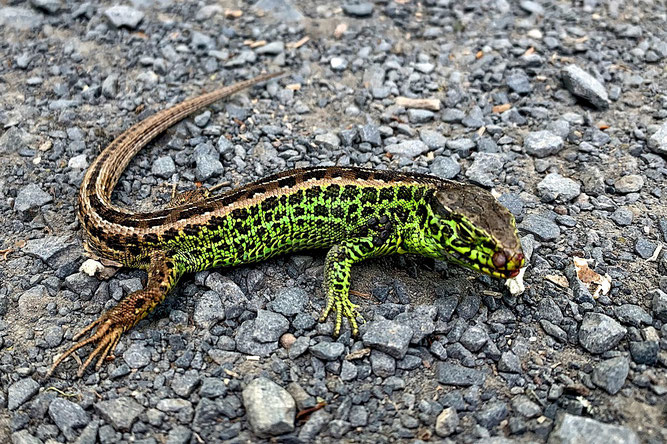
[319,234,400,336]
[48,251,182,378]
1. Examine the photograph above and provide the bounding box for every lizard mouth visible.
[444,248,524,280]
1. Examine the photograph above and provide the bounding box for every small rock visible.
[614,304,652,327]
[253,310,289,343]
[104,5,144,29]
[519,214,560,241]
[68,154,88,170]
[102,73,119,98]
[15,183,53,212]
[342,2,374,17]
[48,398,89,440]
[635,238,657,259]
[122,343,151,368]
[512,396,541,418]
[8,377,40,410]
[549,413,639,444]
[610,208,633,226]
[498,351,522,373]
[385,140,429,158]
[94,397,144,432]
[270,287,308,316]
[537,173,581,202]
[436,362,486,386]
[629,341,658,365]
[362,319,413,359]
[435,407,459,437]
[524,130,564,157]
[465,153,504,187]
[193,291,224,327]
[30,0,62,14]
[330,57,347,71]
[507,71,532,94]
[647,121,667,155]
[430,156,460,179]
[592,357,629,394]
[359,124,381,146]
[460,325,487,352]
[476,401,508,428]
[419,129,447,149]
[310,341,345,360]
[242,378,295,437]
[651,289,667,322]
[615,175,644,193]
[369,350,396,377]
[256,41,285,55]
[407,109,435,123]
[314,133,340,149]
[561,65,609,109]
[579,313,627,354]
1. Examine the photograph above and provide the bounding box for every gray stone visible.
[507,72,532,94]
[166,425,192,444]
[340,360,357,381]
[430,156,460,179]
[592,357,629,394]
[0,7,42,30]
[310,341,344,360]
[298,409,330,441]
[435,407,459,437]
[256,41,285,55]
[343,3,373,17]
[195,154,223,181]
[460,325,487,352]
[104,5,144,29]
[253,310,289,343]
[541,320,568,342]
[465,152,504,187]
[193,291,224,327]
[561,65,609,109]
[329,419,351,439]
[200,377,227,398]
[537,173,581,202]
[94,397,144,432]
[512,396,541,418]
[236,320,278,356]
[648,121,667,155]
[579,313,626,354]
[442,108,465,123]
[549,413,639,444]
[18,285,48,319]
[23,235,72,262]
[102,73,118,98]
[476,401,508,428]
[48,398,89,440]
[172,370,200,397]
[524,130,564,157]
[314,133,340,149]
[270,287,308,316]
[31,0,61,14]
[122,343,151,368]
[385,140,429,158]
[614,175,644,193]
[8,377,40,410]
[68,154,88,169]
[369,350,396,377]
[408,109,435,123]
[519,214,560,241]
[610,208,633,226]
[635,237,657,259]
[436,362,486,386]
[362,319,413,358]
[242,378,295,437]
[10,430,42,444]
[498,351,522,373]
[651,289,667,322]
[330,57,347,71]
[629,341,658,365]
[614,304,652,327]
[15,184,53,212]
[419,129,447,149]
[152,156,176,178]
[359,124,381,146]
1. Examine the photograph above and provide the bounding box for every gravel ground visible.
[1,1,666,443]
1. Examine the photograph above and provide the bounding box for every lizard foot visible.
[47,311,128,378]
[318,293,361,337]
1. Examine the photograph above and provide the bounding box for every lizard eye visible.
[492,251,506,268]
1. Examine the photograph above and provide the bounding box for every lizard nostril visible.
[492,251,506,268]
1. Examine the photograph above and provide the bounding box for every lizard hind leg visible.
[47,251,182,378]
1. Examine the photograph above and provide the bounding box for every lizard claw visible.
[47,314,125,378]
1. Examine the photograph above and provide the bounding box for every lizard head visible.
[427,183,524,279]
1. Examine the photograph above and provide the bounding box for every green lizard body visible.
[49,73,524,377]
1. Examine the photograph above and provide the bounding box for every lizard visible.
[47,71,524,378]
